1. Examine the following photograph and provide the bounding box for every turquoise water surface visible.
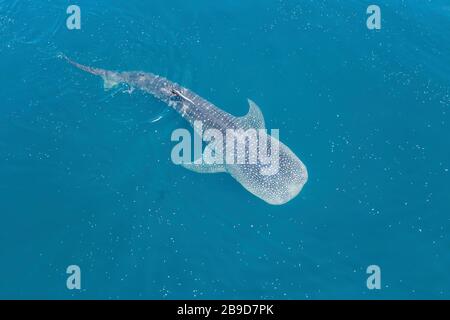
[0,0,449,299]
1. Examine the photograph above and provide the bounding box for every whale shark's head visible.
[226,136,308,205]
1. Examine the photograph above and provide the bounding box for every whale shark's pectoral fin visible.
[237,99,266,130]
[181,162,226,174]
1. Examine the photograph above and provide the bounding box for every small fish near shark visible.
[62,55,308,205]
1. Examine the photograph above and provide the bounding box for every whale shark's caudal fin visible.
[60,53,120,90]
[237,99,266,130]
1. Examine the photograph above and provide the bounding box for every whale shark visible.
[63,55,308,205]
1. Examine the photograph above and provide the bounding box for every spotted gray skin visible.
[64,56,308,205]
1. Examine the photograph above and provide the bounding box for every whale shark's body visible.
[64,56,308,205]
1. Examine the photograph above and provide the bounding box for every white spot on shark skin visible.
[65,58,308,205]
[181,104,189,117]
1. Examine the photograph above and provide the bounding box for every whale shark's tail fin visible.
[59,53,106,77]
[59,53,122,90]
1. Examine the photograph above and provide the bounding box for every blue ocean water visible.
[0,0,449,299]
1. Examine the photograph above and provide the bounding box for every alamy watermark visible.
[65,5,381,32]
[66,265,81,290]
[66,5,81,30]
[171,121,281,176]
[366,265,381,290]
[367,5,381,30]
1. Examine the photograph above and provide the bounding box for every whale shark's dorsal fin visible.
[237,99,266,130]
